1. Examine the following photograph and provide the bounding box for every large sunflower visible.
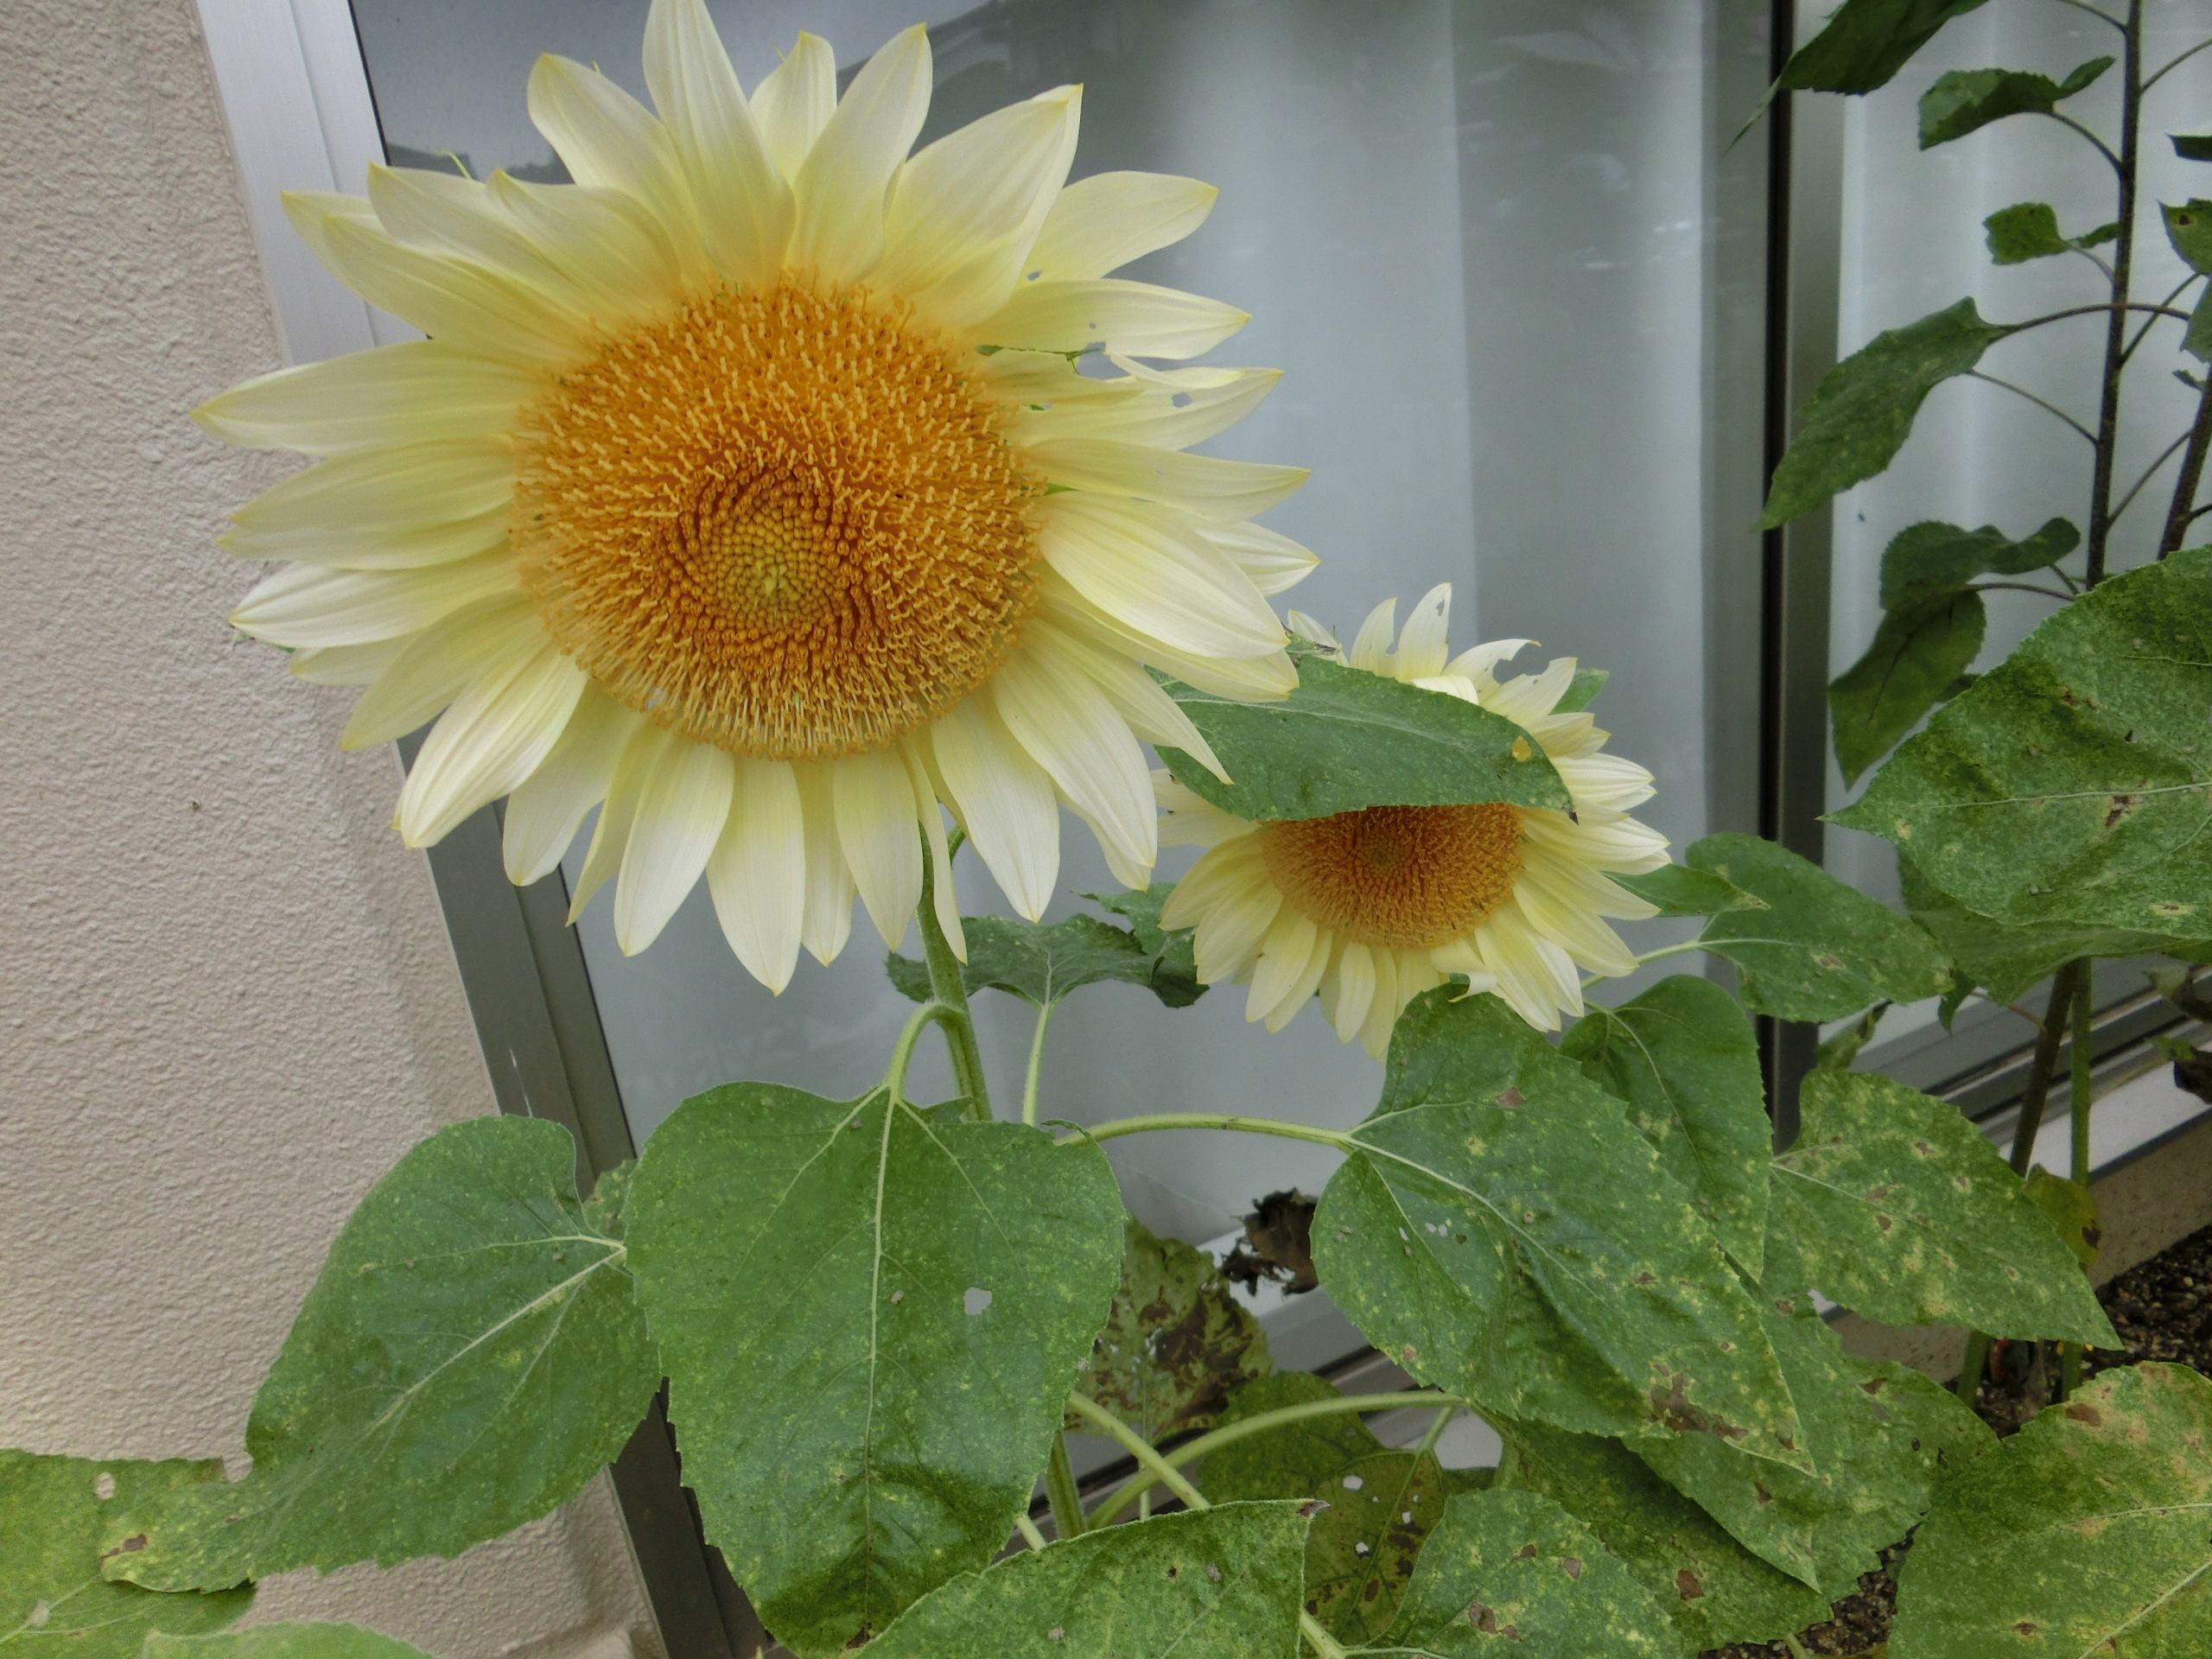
[1156,586,1668,1049]
[203,0,1312,988]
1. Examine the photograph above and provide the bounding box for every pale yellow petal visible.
[1016,363,1280,451]
[749,32,836,181]
[1024,171,1217,282]
[289,638,406,687]
[796,761,856,963]
[1034,571,1298,701]
[930,696,1059,922]
[1328,941,1377,1042]
[1247,906,1321,1029]
[527,54,707,276]
[973,276,1248,360]
[570,721,677,920]
[232,547,519,648]
[342,594,539,750]
[787,24,931,284]
[229,437,512,543]
[1038,493,1285,658]
[1158,834,1265,931]
[1024,615,1224,780]
[365,165,575,296]
[1349,599,1397,674]
[832,746,924,949]
[397,637,587,846]
[1357,949,1402,1058]
[1553,753,1657,817]
[222,506,510,570]
[488,173,685,329]
[993,642,1155,880]
[708,757,806,992]
[193,341,537,457]
[1029,439,1306,522]
[1198,519,1318,599]
[902,741,965,962]
[1443,638,1539,687]
[614,739,735,954]
[502,685,644,883]
[1394,585,1453,680]
[642,0,791,286]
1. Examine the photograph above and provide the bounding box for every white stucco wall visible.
[0,3,658,1654]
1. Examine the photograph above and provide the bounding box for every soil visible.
[1700,1221,2212,1659]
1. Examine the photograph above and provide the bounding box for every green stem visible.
[1955,1331,1993,1403]
[1300,1614,1350,1659]
[2158,371,2212,557]
[1414,1403,1459,1458]
[1014,1513,1048,1553]
[1087,1390,1470,1529]
[2085,0,2145,589]
[1045,1432,1086,1540]
[1022,1001,1055,1128]
[885,1001,957,1107]
[1065,1392,1209,1511]
[1061,1113,1354,1151]
[915,843,990,1120]
[2011,961,2084,1179]
[2071,965,2097,1185]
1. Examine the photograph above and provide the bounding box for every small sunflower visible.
[203,0,1313,988]
[1156,585,1668,1049]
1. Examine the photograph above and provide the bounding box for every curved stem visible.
[2121,275,2198,363]
[1062,1113,1355,1151]
[1021,1000,1055,1128]
[2010,302,2191,332]
[2047,0,2127,31]
[1087,1391,1471,1529]
[1065,1392,1211,1510]
[1972,581,2076,601]
[885,1001,957,1107]
[1584,937,1706,989]
[1414,1403,1459,1458]
[1045,1432,1086,1539]
[2042,110,2125,175]
[2109,429,2194,525]
[2144,32,2212,92]
[916,839,991,1119]
[1966,371,2097,443]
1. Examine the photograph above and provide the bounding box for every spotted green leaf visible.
[1316,991,1809,1471]
[1070,1217,1270,1441]
[1773,0,1990,95]
[105,1118,658,1592]
[1764,1071,2116,1343]
[2024,1168,2102,1268]
[625,1082,1123,1656]
[143,1628,434,1659]
[1630,1296,1993,1596]
[1834,548,2212,938]
[1919,59,2112,148]
[862,1503,1311,1659]
[1891,1363,2212,1657]
[0,1453,249,1657]
[1832,588,1987,785]
[1650,834,1953,1022]
[1500,1421,1827,1649]
[1156,652,1570,823]
[1758,299,2009,529]
[1560,976,1771,1275]
[1371,1489,1684,1657]
[2164,200,2212,275]
[1201,1372,1471,1644]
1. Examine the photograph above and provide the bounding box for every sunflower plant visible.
[11,2,2212,1656]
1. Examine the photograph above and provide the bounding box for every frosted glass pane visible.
[353,0,1772,1262]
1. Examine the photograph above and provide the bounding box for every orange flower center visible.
[1257,803,1524,950]
[512,282,1043,761]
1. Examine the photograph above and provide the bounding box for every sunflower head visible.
[1159,585,1669,1050]
[201,0,1316,990]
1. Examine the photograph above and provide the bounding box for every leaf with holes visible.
[1832,588,1987,785]
[1919,59,2112,148]
[1654,834,1953,1021]
[1764,1071,2115,1342]
[1774,0,1990,95]
[1891,1363,2212,1657]
[1560,976,1770,1275]
[105,1117,657,1590]
[625,1082,1123,1656]
[1315,990,1808,1471]
[1834,548,2212,938]
[1155,652,1569,823]
[144,1628,435,1659]
[1200,1372,1477,1644]
[1501,1420,1828,1649]
[862,1502,1311,1659]
[1758,299,2009,529]
[1,1452,250,1657]
[1631,1296,1993,1596]
[1069,1217,1270,1442]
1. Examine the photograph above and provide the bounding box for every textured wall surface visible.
[0,2,657,1654]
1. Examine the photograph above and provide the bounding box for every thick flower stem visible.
[915,843,991,1120]
[2061,968,2101,1400]
[1045,1433,1086,1541]
[1062,1113,1354,1151]
[1022,1001,1055,1128]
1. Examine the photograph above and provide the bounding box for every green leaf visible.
[1087,883,1206,1006]
[1316,990,1810,1471]
[1606,864,1760,919]
[1560,976,1771,1276]
[1813,1001,1890,1071]
[1919,59,2112,148]
[1878,518,2079,608]
[1673,834,1954,1022]
[0,1452,250,1657]
[2175,132,2212,162]
[1070,1218,1270,1442]
[1897,853,2211,1005]
[1833,547,2212,939]
[1985,201,2070,264]
[888,913,1166,1008]
[1373,1489,1685,1656]
[1774,0,1989,94]
[2164,199,2212,275]
[1891,1363,2212,1657]
[1630,1297,1993,1597]
[1831,589,1987,785]
[2189,287,2212,364]
[862,1503,1311,1659]
[1556,667,1610,714]
[1500,1421,1828,1649]
[625,1082,1124,1656]
[1201,1373,1455,1644]
[1156,652,1571,823]
[2024,1167,2102,1268]
[106,1118,658,1591]
[1758,298,2009,530]
[1764,1071,2117,1343]
[143,1628,435,1659]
